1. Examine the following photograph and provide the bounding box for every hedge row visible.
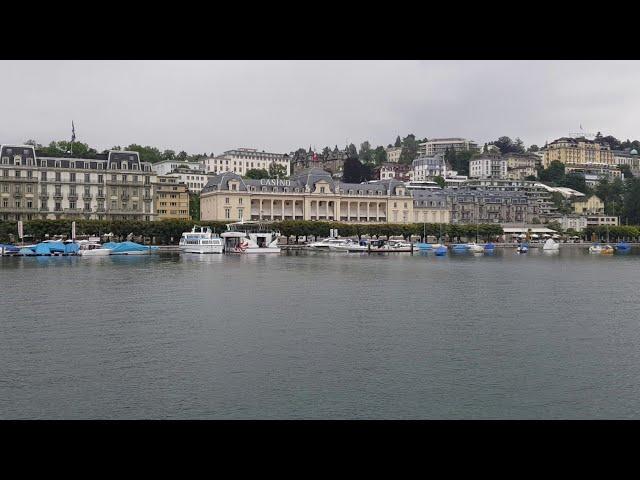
[0,219,505,244]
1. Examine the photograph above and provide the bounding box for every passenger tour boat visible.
[179,226,224,254]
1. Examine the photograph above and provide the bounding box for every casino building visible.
[200,168,414,223]
[0,144,157,221]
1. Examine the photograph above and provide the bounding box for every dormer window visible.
[122,162,128,170]
[14,156,22,165]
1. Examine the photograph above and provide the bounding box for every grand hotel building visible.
[0,145,157,221]
[200,168,415,223]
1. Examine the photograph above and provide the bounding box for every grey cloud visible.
[1,60,639,153]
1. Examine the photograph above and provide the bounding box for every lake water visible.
[2,248,640,419]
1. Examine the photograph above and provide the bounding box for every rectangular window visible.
[70,173,76,182]
[85,173,90,183]
[55,172,61,182]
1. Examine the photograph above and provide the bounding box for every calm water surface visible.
[1,248,639,419]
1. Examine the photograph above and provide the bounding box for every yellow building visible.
[200,169,414,223]
[154,175,190,220]
[572,194,604,215]
[543,137,614,168]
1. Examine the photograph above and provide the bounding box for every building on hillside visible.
[586,215,619,227]
[505,153,538,180]
[152,160,204,176]
[448,190,537,224]
[0,145,156,221]
[411,190,451,224]
[469,155,508,179]
[202,148,290,177]
[411,154,447,181]
[611,149,640,176]
[418,138,479,157]
[200,168,413,224]
[290,146,348,176]
[462,179,555,218]
[164,167,209,194]
[377,162,411,181]
[571,194,605,215]
[549,214,588,232]
[542,137,615,168]
[564,163,623,186]
[385,146,403,163]
[154,176,190,220]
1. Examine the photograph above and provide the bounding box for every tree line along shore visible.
[1,219,639,245]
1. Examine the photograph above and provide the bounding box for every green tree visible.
[399,134,419,164]
[372,146,388,165]
[189,193,200,221]
[620,165,634,178]
[433,176,445,188]
[245,168,269,179]
[527,144,539,152]
[539,160,565,185]
[268,163,288,178]
[162,149,176,161]
[489,136,525,154]
[358,141,373,163]
[562,173,588,194]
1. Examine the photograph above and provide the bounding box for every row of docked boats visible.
[1,239,159,256]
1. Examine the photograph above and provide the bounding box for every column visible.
[347,202,351,221]
[270,199,274,220]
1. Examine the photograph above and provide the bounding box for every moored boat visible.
[77,241,112,256]
[542,238,559,251]
[179,226,224,254]
[103,241,159,255]
[221,221,281,253]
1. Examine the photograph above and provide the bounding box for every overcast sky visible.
[1,60,638,155]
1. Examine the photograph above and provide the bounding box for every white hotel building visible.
[202,148,291,176]
[152,160,204,176]
[469,156,508,179]
[418,138,479,157]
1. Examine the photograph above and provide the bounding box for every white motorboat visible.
[542,238,559,251]
[179,226,224,254]
[307,237,352,251]
[221,221,281,253]
[466,242,485,253]
[77,241,112,256]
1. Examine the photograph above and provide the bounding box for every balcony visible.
[53,192,63,199]
[0,176,38,183]
[13,191,23,198]
[83,193,93,200]
[68,194,78,201]
[96,192,106,199]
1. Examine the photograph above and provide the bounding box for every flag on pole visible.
[71,121,76,142]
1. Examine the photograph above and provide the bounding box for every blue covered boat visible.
[0,243,20,255]
[451,243,469,253]
[102,241,159,255]
[434,246,448,256]
[615,242,631,252]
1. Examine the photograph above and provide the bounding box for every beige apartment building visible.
[572,195,604,215]
[154,176,190,220]
[0,145,156,221]
[542,137,615,167]
[505,154,538,180]
[385,146,403,163]
[200,168,414,223]
[202,148,291,177]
